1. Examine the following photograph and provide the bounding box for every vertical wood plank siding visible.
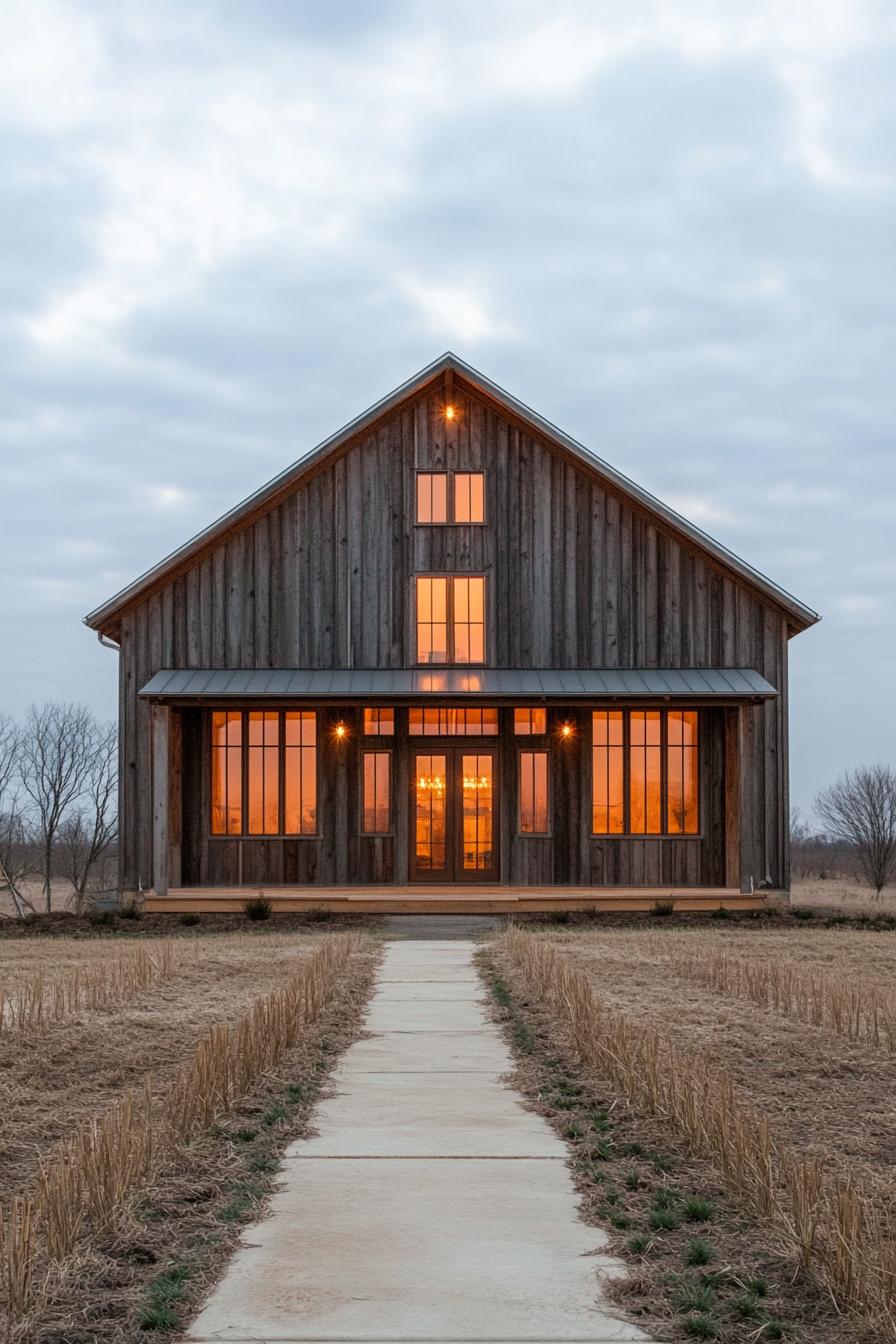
[119,383,789,892]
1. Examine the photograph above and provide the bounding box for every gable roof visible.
[84,352,819,638]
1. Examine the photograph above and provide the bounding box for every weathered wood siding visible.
[118,380,790,892]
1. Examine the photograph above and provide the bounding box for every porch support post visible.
[151,704,182,897]
[723,706,742,891]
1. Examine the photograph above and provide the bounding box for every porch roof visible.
[139,667,777,702]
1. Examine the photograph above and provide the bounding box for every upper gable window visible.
[416,576,486,664]
[416,473,449,524]
[415,472,485,524]
[453,473,485,523]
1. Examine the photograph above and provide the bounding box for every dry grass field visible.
[0,928,377,1343]
[545,925,896,1202]
[0,933,338,1204]
[790,876,896,914]
[491,920,896,1339]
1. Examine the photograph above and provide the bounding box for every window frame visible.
[209,709,319,839]
[363,707,394,736]
[414,573,488,666]
[513,707,548,736]
[360,749,393,836]
[414,471,486,526]
[590,709,701,839]
[517,747,551,837]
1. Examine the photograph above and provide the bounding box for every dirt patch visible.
[480,946,876,1343]
[0,908,381,938]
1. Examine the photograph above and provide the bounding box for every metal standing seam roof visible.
[138,667,777,701]
[84,352,820,635]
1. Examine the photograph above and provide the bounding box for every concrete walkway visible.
[187,940,652,1344]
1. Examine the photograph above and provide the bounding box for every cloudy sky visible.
[1,0,894,815]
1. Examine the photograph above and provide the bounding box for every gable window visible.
[416,473,448,524]
[361,751,391,834]
[415,472,485,524]
[519,750,549,834]
[210,710,317,836]
[591,710,698,836]
[415,576,485,664]
[453,472,485,523]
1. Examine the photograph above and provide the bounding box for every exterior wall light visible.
[334,721,348,741]
[444,403,457,421]
[560,721,574,740]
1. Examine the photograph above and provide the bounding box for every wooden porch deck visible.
[144,886,769,915]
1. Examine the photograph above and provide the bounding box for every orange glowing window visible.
[666,710,699,834]
[454,473,485,523]
[210,710,316,836]
[592,710,700,836]
[519,751,549,834]
[416,473,448,524]
[247,711,280,835]
[416,576,486,665]
[363,708,394,736]
[211,711,242,835]
[592,711,624,835]
[408,707,498,735]
[284,711,317,835]
[416,577,448,664]
[452,576,485,663]
[362,751,391,834]
[514,708,547,735]
[629,711,663,835]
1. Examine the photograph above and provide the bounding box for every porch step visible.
[143,885,770,915]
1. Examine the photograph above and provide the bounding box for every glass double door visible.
[411,748,498,882]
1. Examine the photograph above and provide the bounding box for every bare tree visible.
[18,703,96,912]
[0,714,36,918]
[57,720,118,912]
[815,765,896,896]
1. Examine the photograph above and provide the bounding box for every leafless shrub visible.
[0,941,178,1033]
[661,942,896,1051]
[57,720,118,913]
[0,714,36,920]
[816,765,896,895]
[18,703,98,912]
[501,925,896,1332]
[1,932,363,1316]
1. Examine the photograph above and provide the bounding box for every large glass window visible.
[247,711,280,835]
[591,710,699,836]
[210,710,317,836]
[666,711,699,834]
[519,751,549,834]
[211,711,242,836]
[415,576,486,664]
[283,712,317,835]
[362,751,391,834]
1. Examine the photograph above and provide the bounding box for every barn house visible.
[85,354,818,914]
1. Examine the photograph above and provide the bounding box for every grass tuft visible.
[684,1237,713,1266]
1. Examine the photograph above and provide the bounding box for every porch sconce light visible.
[334,721,348,742]
[560,720,574,740]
